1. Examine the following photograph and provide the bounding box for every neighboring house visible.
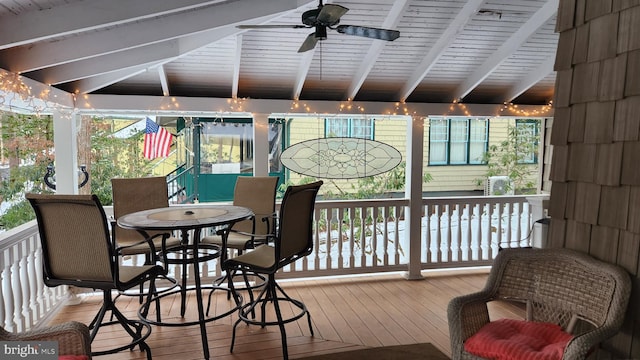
[285,115,546,195]
[166,114,546,201]
[424,116,544,194]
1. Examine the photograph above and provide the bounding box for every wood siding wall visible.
[549,0,640,358]
[287,116,540,194]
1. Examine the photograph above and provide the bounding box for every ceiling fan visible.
[237,0,400,53]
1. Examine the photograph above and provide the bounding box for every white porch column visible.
[253,113,270,176]
[403,115,424,280]
[52,110,78,194]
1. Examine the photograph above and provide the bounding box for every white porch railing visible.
[0,221,67,333]
[0,195,547,331]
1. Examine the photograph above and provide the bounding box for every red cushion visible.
[464,318,573,360]
[58,356,89,360]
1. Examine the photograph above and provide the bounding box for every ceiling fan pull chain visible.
[319,42,323,80]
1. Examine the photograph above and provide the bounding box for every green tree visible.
[0,114,155,230]
[0,112,54,229]
[87,118,154,205]
[477,122,539,194]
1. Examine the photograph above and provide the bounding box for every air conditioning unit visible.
[485,176,514,196]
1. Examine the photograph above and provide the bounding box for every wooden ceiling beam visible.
[452,0,558,102]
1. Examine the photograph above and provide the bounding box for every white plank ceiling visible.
[0,0,559,106]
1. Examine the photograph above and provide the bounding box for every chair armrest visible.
[447,291,493,359]
[563,325,623,360]
[216,211,278,239]
[4,321,91,357]
[261,211,278,237]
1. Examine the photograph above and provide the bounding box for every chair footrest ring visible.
[237,297,308,327]
[90,319,152,357]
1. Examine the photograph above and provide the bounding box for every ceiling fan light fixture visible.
[241,0,400,53]
[315,26,328,40]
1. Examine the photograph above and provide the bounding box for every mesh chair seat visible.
[118,264,165,285]
[227,244,275,269]
[201,231,261,250]
[116,232,182,256]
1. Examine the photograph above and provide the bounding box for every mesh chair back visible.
[232,176,279,235]
[111,177,170,245]
[277,181,322,262]
[27,193,114,285]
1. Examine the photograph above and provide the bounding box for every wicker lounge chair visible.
[0,321,91,359]
[448,248,631,360]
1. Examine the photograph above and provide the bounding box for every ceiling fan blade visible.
[298,32,319,53]
[336,25,400,41]
[237,24,307,29]
[317,4,349,25]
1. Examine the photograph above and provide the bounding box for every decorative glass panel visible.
[281,137,401,179]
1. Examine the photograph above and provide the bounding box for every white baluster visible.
[27,236,39,327]
[392,204,400,265]
[336,207,345,270]
[423,204,431,263]
[10,248,22,332]
[19,242,33,330]
[3,251,16,331]
[34,244,48,317]
[453,203,462,262]
[0,261,7,330]
[464,203,472,261]
[348,207,356,268]
[358,207,366,267]
[381,205,389,266]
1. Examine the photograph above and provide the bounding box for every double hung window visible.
[515,119,539,164]
[428,117,488,165]
[325,117,374,139]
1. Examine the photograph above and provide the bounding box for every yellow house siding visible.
[373,118,408,159]
[423,117,540,193]
[284,115,541,195]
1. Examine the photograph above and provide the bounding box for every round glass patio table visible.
[117,204,253,360]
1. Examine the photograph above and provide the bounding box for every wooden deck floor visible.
[48,268,524,359]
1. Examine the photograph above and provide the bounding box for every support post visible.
[403,116,425,280]
[52,110,78,194]
[253,113,270,176]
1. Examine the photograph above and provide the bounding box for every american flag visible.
[143,117,173,160]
